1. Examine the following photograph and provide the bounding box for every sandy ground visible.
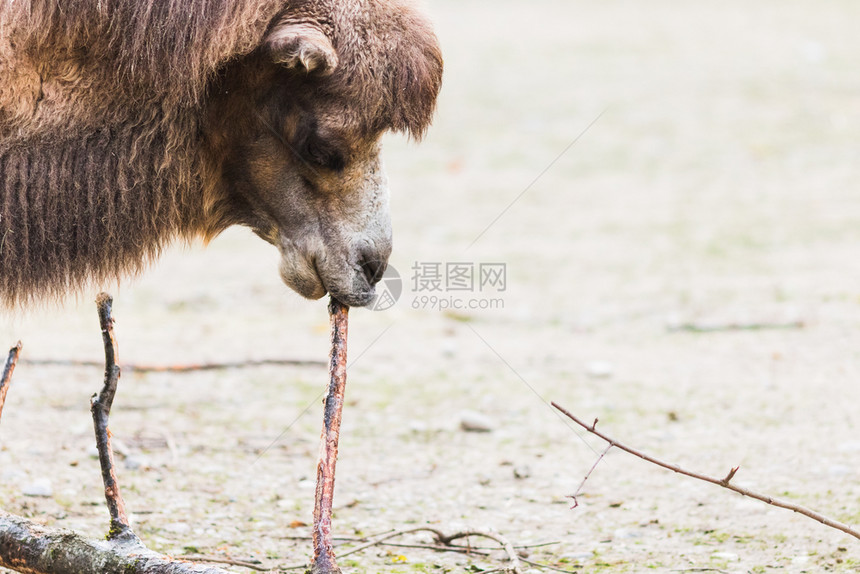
[3,0,860,572]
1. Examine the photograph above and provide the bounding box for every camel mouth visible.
[277,240,380,307]
[321,259,379,307]
[327,283,377,308]
[279,259,327,301]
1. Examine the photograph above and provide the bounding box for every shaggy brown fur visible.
[0,0,442,307]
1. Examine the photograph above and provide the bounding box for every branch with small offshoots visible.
[568,445,611,510]
[552,401,860,542]
[190,527,529,573]
[91,293,134,541]
[332,527,523,574]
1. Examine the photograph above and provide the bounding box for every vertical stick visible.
[310,298,349,574]
[90,293,134,540]
[0,341,22,424]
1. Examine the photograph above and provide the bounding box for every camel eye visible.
[287,113,346,172]
[302,137,345,172]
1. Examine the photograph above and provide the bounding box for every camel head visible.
[203,0,442,307]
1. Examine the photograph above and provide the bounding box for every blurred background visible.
[2,1,860,572]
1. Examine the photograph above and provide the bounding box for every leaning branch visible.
[0,341,22,423]
[551,402,860,542]
[91,293,134,540]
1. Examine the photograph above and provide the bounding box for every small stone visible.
[22,478,53,498]
[124,455,150,470]
[791,554,809,565]
[163,522,191,534]
[513,465,531,479]
[409,421,428,433]
[561,551,594,563]
[838,441,860,453]
[733,498,765,512]
[712,552,739,561]
[441,340,457,358]
[111,439,130,457]
[459,410,495,433]
[1,469,25,481]
[613,528,640,540]
[585,361,613,379]
[828,464,851,477]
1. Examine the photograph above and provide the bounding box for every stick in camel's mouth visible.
[309,297,349,574]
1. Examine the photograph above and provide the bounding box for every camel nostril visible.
[361,258,387,286]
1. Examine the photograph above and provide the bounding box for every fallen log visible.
[0,512,230,574]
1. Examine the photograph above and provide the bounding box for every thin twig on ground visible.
[167,540,578,574]
[281,533,559,551]
[568,445,611,509]
[280,531,394,543]
[274,527,530,573]
[668,321,804,333]
[367,541,575,573]
[371,541,490,555]
[21,357,325,372]
[90,293,135,541]
[438,531,523,574]
[0,341,22,423]
[334,527,523,573]
[385,540,560,551]
[519,557,580,574]
[178,555,267,571]
[552,401,860,542]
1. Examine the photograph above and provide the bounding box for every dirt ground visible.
[3,0,860,572]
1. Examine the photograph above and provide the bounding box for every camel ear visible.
[264,20,338,75]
